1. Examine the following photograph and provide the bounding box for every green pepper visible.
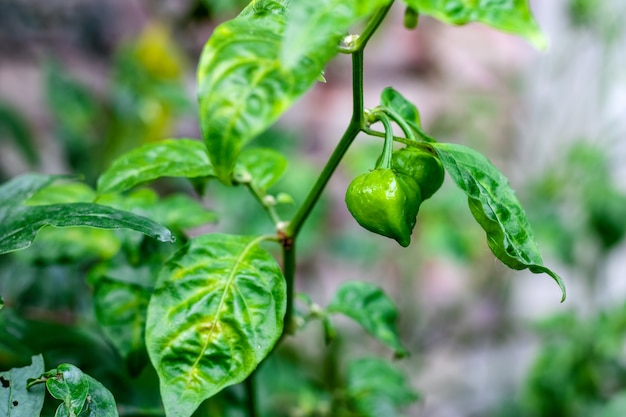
[345,115,422,247]
[392,147,444,200]
[345,168,421,247]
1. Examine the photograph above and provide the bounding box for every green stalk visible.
[374,114,394,169]
[282,240,297,336]
[244,372,259,417]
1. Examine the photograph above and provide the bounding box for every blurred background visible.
[2,0,626,416]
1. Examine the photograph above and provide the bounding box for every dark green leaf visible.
[46,364,89,417]
[0,355,45,417]
[432,143,566,301]
[327,281,407,357]
[146,234,286,417]
[97,139,214,195]
[380,87,421,131]
[90,263,154,361]
[198,0,386,183]
[346,357,418,417]
[0,174,64,214]
[404,0,546,49]
[0,102,38,165]
[0,202,174,255]
[234,147,288,192]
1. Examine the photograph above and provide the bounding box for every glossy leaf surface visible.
[0,202,174,255]
[97,139,213,195]
[46,364,118,417]
[347,357,418,417]
[234,147,288,192]
[432,143,566,301]
[46,364,89,416]
[198,0,385,182]
[281,0,390,67]
[0,355,45,417]
[404,0,546,49]
[146,234,286,417]
[380,87,421,130]
[327,281,407,357]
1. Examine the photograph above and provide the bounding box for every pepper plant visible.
[1,1,566,416]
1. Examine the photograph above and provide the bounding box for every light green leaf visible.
[234,147,288,192]
[44,365,118,417]
[97,139,214,195]
[404,0,547,49]
[26,182,96,205]
[380,87,421,131]
[0,355,45,417]
[46,364,89,417]
[0,202,174,255]
[432,142,566,301]
[281,0,391,68]
[77,374,119,417]
[347,357,418,417]
[327,281,407,357]
[146,234,286,417]
[198,0,386,183]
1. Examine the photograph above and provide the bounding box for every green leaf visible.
[97,139,214,195]
[234,148,288,192]
[281,0,391,68]
[327,281,407,357]
[404,0,547,49]
[432,143,566,301]
[90,263,154,363]
[346,357,418,417]
[0,355,45,417]
[46,364,89,417]
[146,234,286,417]
[380,87,421,131]
[45,365,118,417]
[0,173,63,213]
[77,374,119,417]
[0,202,174,255]
[26,182,96,205]
[198,0,386,183]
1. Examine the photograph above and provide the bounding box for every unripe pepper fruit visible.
[345,115,422,247]
[392,147,444,200]
[345,168,421,247]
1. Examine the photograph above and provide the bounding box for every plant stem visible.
[356,1,394,50]
[282,240,297,336]
[244,371,259,417]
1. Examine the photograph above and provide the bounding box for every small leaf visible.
[0,202,174,255]
[346,357,418,417]
[97,139,214,195]
[44,365,118,417]
[380,87,421,131]
[46,364,89,417]
[404,0,547,49]
[0,355,45,417]
[327,281,407,357]
[432,143,566,301]
[234,148,288,192]
[146,234,286,417]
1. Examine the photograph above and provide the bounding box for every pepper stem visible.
[374,114,394,170]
